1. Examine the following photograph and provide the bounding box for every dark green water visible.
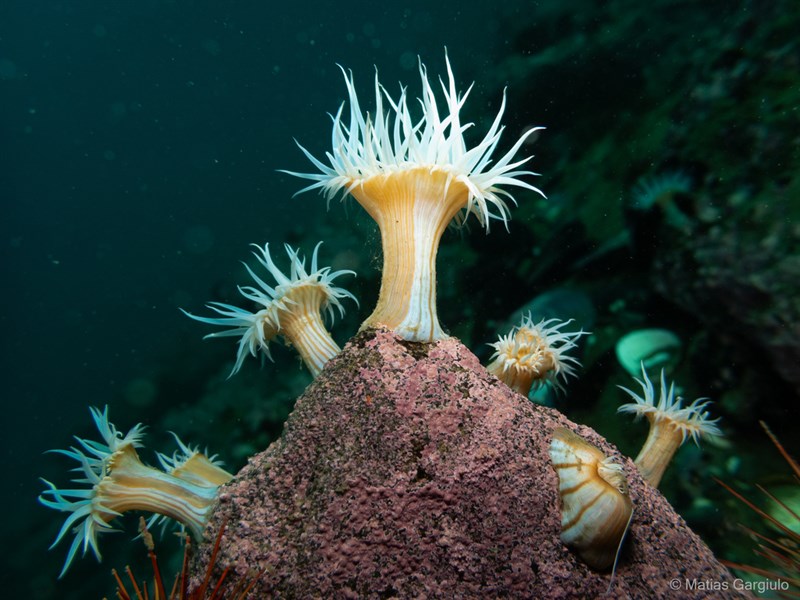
[2,0,797,597]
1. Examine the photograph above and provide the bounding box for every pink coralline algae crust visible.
[192,329,743,599]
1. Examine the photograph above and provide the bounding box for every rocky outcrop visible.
[192,329,742,599]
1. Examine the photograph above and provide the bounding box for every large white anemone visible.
[283,56,544,342]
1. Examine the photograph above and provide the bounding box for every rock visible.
[192,329,742,599]
[654,224,800,396]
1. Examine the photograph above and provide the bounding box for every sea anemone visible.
[617,366,721,488]
[630,170,694,230]
[157,433,234,488]
[486,313,587,396]
[39,407,230,577]
[182,242,357,377]
[282,55,544,342]
[549,428,633,571]
[630,170,692,211]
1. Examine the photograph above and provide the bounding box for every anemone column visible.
[97,444,222,540]
[353,168,470,340]
[277,283,343,376]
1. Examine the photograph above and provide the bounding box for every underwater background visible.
[1,0,797,597]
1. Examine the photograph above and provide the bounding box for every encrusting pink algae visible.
[192,329,743,599]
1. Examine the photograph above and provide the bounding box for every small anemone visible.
[157,432,233,488]
[617,365,721,487]
[487,313,589,396]
[630,170,692,211]
[38,406,143,577]
[618,365,721,442]
[183,242,357,377]
[39,407,230,578]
